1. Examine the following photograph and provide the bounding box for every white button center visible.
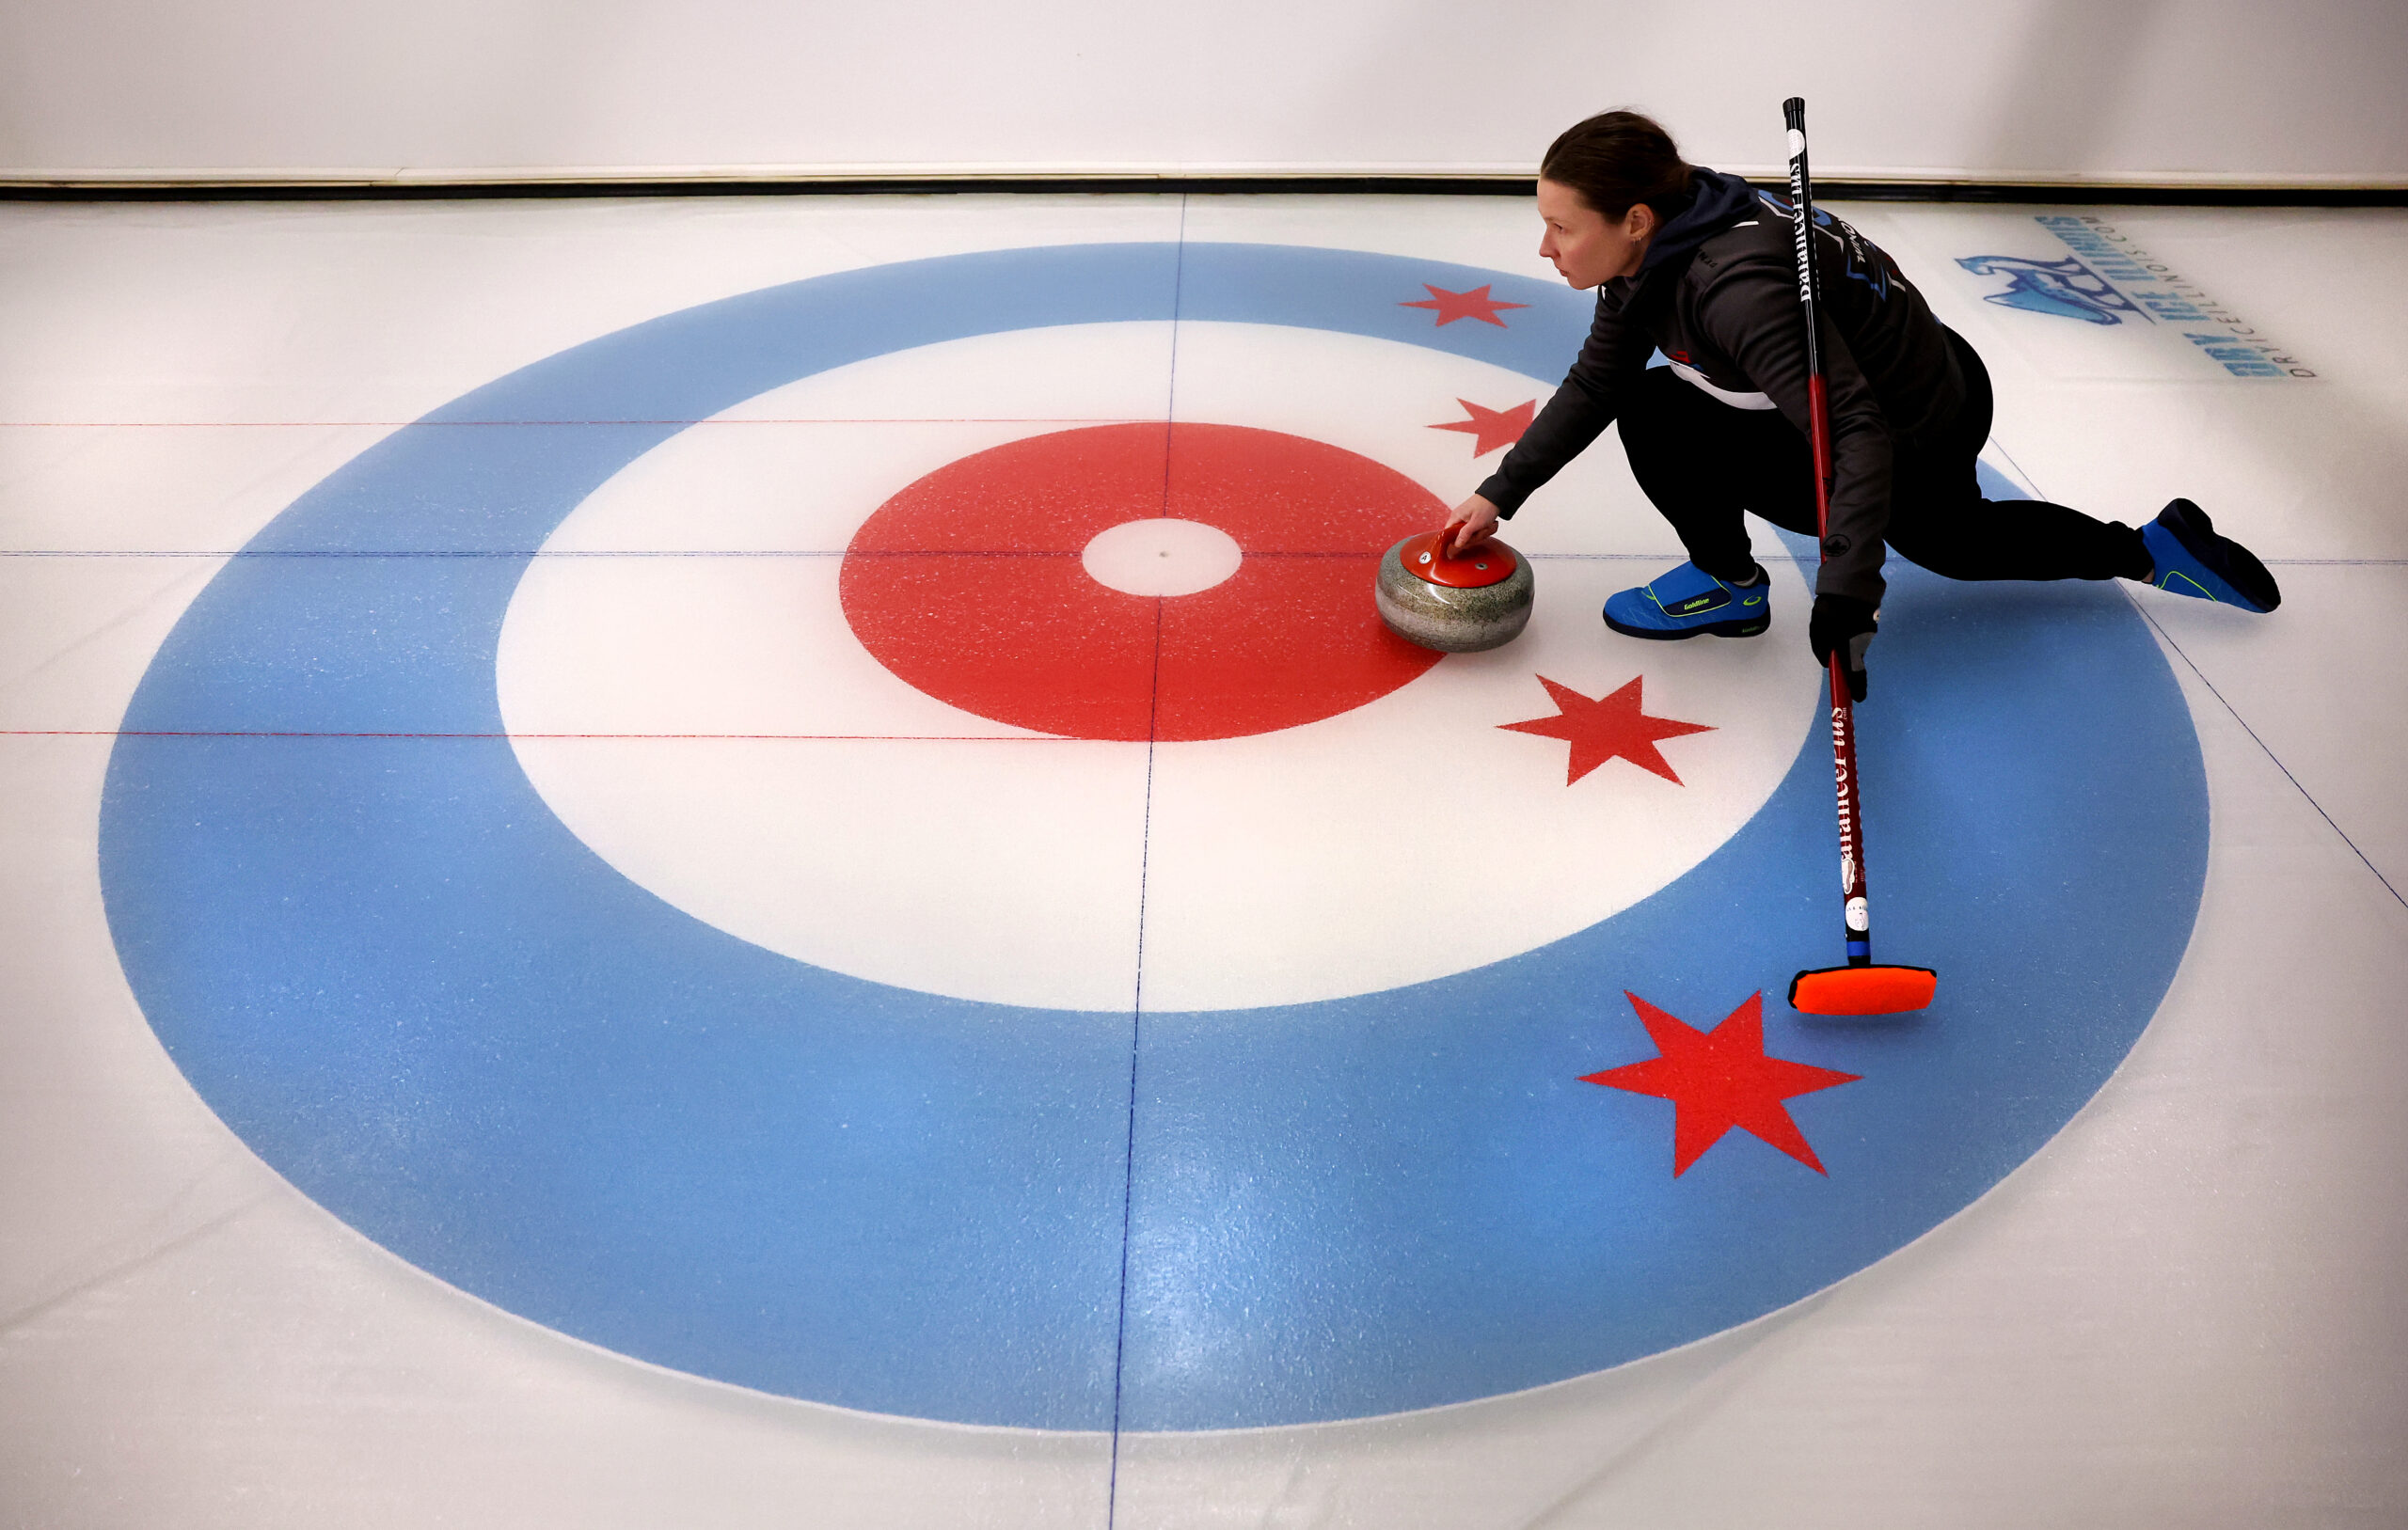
[1080,518,1244,598]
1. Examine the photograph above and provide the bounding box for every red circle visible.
[839,423,1445,741]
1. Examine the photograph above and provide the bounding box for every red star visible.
[1429,397,1537,457]
[1400,284,1529,327]
[1583,992,1861,1175]
[1497,675,1713,785]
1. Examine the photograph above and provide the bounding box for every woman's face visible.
[1537,179,1657,290]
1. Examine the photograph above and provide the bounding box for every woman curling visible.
[1442,110,2279,700]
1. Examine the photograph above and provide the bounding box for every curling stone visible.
[1374,528,1534,653]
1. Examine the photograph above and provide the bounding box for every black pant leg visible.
[1883,334,2152,583]
[1885,469,2150,583]
[1620,344,2150,589]
[1618,367,1817,580]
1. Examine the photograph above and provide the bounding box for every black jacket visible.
[1475,167,1965,605]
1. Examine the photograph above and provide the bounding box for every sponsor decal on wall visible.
[1957,214,2314,380]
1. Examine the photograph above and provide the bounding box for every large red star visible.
[1583,992,1861,1175]
[1429,397,1537,456]
[1400,284,1529,327]
[1497,675,1713,785]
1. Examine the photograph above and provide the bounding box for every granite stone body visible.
[1374,534,1535,653]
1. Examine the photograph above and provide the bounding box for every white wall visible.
[1,0,2400,186]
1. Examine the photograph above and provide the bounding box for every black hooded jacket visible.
[1474,167,1967,605]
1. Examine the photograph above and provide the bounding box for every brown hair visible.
[1540,110,1694,220]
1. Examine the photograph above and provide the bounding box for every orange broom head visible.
[1788,965,1937,1016]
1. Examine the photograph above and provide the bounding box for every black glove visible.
[1809,593,1878,702]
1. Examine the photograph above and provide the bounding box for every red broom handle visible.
[1784,96,1874,966]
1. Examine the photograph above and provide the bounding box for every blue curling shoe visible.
[1603,560,1771,639]
[2140,498,2280,612]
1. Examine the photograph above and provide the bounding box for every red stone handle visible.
[1410,526,1515,590]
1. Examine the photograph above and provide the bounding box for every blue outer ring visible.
[99,244,2207,1430]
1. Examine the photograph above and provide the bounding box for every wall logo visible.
[1956,215,2314,379]
[1956,253,2141,325]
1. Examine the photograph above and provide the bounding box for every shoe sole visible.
[1603,611,1770,640]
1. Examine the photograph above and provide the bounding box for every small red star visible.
[1583,992,1861,1175]
[1401,284,1529,327]
[1498,675,1713,785]
[1429,398,1537,457]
